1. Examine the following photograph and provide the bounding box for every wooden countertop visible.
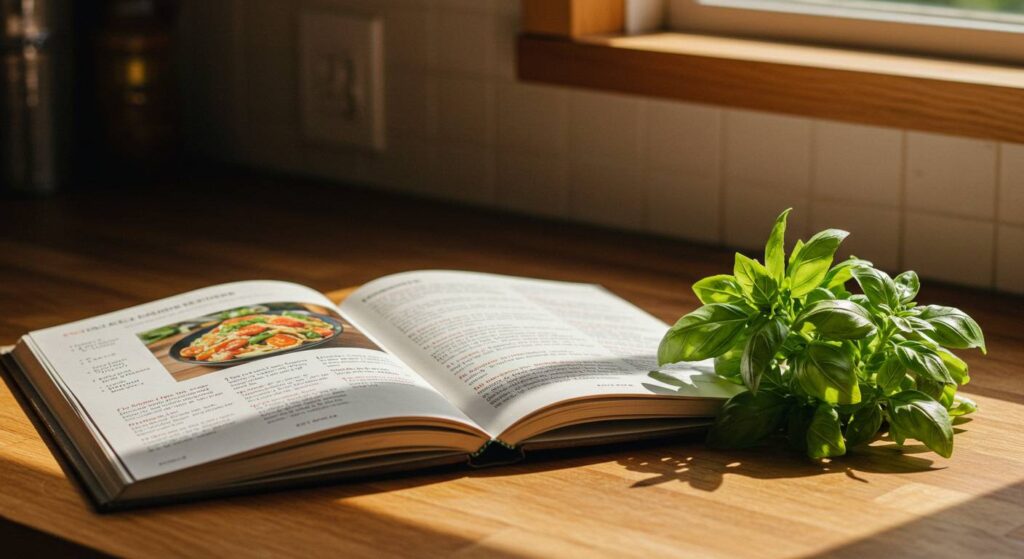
[1,175,1022,557]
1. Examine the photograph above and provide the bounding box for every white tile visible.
[497,152,569,218]
[570,162,646,230]
[436,143,496,205]
[999,142,1024,226]
[904,213,994,288]
[436,76,495,145]
[569,90,642,165]
[644,100,721,177]
[434,11,496,75]
[384,9,431,68]
[723,184,809,251]
[996,224,1024,294]
[812,201,901,271]
[369,133,437,195]
[386,70,435,138]
[906,132,997,220]
[436,0,496,13]
[497,82,568,155]
[813,121,902,208]
[646,171,720,244]
[493,12,519,79]
[724,110,812,191]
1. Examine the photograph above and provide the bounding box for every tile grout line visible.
[897,130,909,272]
[717,110,729,246]
[638,100,651,232]
[992,143,1003,290]
[806,119,818,240]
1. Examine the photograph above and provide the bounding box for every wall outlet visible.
[298,9,385,151]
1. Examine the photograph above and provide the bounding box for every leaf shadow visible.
[615,441,938,492]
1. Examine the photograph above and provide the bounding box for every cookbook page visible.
[24,281,480,482]
[340,271,739,437]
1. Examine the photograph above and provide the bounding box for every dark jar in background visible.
[94,0,180,179]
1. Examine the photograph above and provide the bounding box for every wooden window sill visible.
[517,32,1024,143]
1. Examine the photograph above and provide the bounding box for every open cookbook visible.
[1,271,740,510]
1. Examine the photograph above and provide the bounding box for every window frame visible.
[667,0,1024,65]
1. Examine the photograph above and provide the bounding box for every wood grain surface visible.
[1,174,1022,557]
[518,33,1024,144]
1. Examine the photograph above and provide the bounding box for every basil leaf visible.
[890,315,914,334]
[936,347,970,386]
[876,355,907,395]
[895,341,954,385]
[894,271,920,303]
[794,300,876,340]
[805,404,847,459]
[788,239,804,268]
[707,390,789,449]
[822,257,871,290]
[948,395,978,417]
[845,402,883,448]
[851,267,899,312]
[804,287,836,305]
[918,305,986,354]
[765,208,791,283]
[903,315,936,334]
[714,350,742,378]
[788,229,849,297]
[792,342,862,405]
[658,304,750,365]
[741,316,788,394]
[692,274,745,304]
[734,254,777,306]
[888,390,954,458]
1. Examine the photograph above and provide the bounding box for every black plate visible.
[168,310,344,367]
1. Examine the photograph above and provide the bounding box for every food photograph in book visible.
[137,302,378,382]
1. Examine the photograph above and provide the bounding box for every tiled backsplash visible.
[180,0,1024,294]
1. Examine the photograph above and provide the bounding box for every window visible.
[669,0,1024,63]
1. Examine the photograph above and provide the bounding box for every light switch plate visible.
[298,9,385,151]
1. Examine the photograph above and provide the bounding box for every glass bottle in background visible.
[1,0,71,196]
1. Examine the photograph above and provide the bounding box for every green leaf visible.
[741,316,788,394]
[895,341,954,386]
[845,403,884,448]
[792,342,862,405]
[851,267,900,311]
[904,315,936,334]
[804,287,836,305]
[876,355,907,395]
[707,390,790,449]
[794,300,876,340]
[890,315,914,334]
[765,208,792,283]
[918,305,986,354]
[788,239,804,268]
[734,254,777,306]
[822,257,871,290]
[713,340,745,382]
[948,395,978,417]
[935,347,970,386]
[805,404,847,459]
[787,229,849,297]
[894,271,920,304]
[888,390,954,458]
[658,304,750,365]
[692,275,745,304]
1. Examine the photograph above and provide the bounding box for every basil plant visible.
[658,209,985,459]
